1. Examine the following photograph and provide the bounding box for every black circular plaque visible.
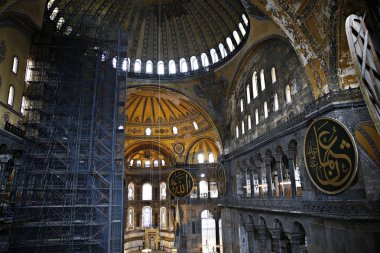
[167,169,194,198]
[304,118,358,194]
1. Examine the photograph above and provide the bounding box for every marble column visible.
[270,229,283,253]
[286,233,304,253]
[263,158,273,198]
[256,225,272,252]
[285,150,297,198]
[248,169,254,198]
[245,223,255,253]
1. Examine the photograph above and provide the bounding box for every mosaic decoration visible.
[304,118,358,194]
[0,40,6,63]
[173,143,184,154]
[168,169,194,198]
[210,162,226,196]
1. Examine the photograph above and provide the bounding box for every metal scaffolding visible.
[9,26,127,253]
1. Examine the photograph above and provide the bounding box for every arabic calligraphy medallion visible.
[304,118,358,194]
[168,169,194,198]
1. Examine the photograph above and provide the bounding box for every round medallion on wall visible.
[210,162,227,197]
[167,169,194,198]
[174,143,184,154]
[303,117,358,194]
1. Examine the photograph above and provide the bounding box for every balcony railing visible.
[4,122,25,138]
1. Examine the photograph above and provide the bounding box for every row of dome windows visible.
[129,159,166,168]
[143,122,198,136]
[235,85,292,138]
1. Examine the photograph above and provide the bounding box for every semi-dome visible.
[45,0,249,78]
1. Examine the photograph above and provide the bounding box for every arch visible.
[199,180,208,198]
[157,61,164,75]
[50,7,59,20]
[190,56,199,71]
[47,0,55,10]
[160,207,167,229]
[56,17,65,30]
[236,125,239,138]
[21,96,27,115]
[201,210,216,253]
[7,85,15,106]
[258,216,267,227]
[12,56,19,74]
[201,53,209,67]
[142,183,152,200]
[260,69,266,91]
[160,182,167,200]
[219,43,227,58]
[185,137,221,164]
[247,115,252,130]
[127,207,134,229]
[226,37,235,52]
[169,60,176,74]
[125,141,176,167]
[285,84,292,103]
[271,67,277,84]
[264,101,268,118]
[252,71,258,98]
[145,60,153,74]
[242,14,249,26]
[134,59,142,73]
[240,98,244,112]
[127,182,135,200]
[273,93,279,112]
[239,23,246,37]
[210,48,219,64]
[142,206,152,228]
[246,84,251,104]
[179,58,188,73]
[233,30,241,45]
[255,108,259,125]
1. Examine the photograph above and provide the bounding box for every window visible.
[248,115,252,130]
[160,207,167,229]
[142,206,152,228]
[7,85,15,106]
[128,183,135,200]
[233,31,241,45]
[260,69,266,91]
[21,96,27,115]
[208,153,215,163]
[56,17,65,30]
[219,43,227,58]
[172,126,178,134]
[190,56,199,71]
[145,128,151,136]
[198,153,205,164]
[285,85,292,103]
[201,53,209,67]
[240,99,244,112]
[12,56,18,74]
[160,182,167,200]
[157,61,164,75]
[112,57,117,68]
[271,67,276,84]
[209,182,218,198]
[129,160,134,166]
[144,161,151,168]
[180,58,188,73]
[193,121,198,130]
[154,160,159,167]
[146,60,153,74]
[161,160,166,166]
[246,85,251,104]
[274,93,279,111]
[199,181,208,198]
[64,26,72,35]
[134,59,141,73]
[210,48,219,64]
[50,7,59,20]
[226,37,235,52]
[236,125,239,138]
[136,160,142,167]
[201,210,216,253]
[264,101,268,118]
[25,58,33,82]
[242,14,249,26]
[47,0,55,10]
[169,60,176,74]
[255,109,259,125]
[142,183,152,201]
[122,58,129,71]
[242,120,245,134]
[127,208,134,229]
[252,71,258,98]
[239,23,246,36]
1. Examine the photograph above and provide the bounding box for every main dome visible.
[45,0,249,78]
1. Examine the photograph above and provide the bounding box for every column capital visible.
[0,154,12,163]
[272,153,283,162]
[263,157,272,166]
[245,223,255,231]
[284,149,297,158]
[285,232,304,243]
[269,228,282,240]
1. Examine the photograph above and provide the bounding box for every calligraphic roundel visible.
[168,169,194,198]
[304,118,358,194]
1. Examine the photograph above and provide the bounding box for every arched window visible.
[271,67,277,84]
[264,101,268,118]
[260,69,266,91]
[246,85,251,104]
[136,160,142,167]
[25,58,33,82]
[285,85,292,103]
[248,115,252,130]
[180,58,188,73]
[134,59,141,73]
[146,60,153,74]
[226,37,235,52]
[50,7,59,20]
[210,182,218,198]
[161,160,166,166]
[160,182,167,200]
[142,183,152,201]
[274,93,279,112]
[112,57,117,68]
[172,126,178,134]
[21,96,27,115]
[169,60,176,74]
[242,120,245,134]
[144,161,151,168]
[47,0,55,10]
[190,56,199,71]
[12,56,18,74]
[210,48,219,64]
[219,43,227,58]
[242,14,249,26]
[160,207,167,229]
[201,210,216,253]
[122,58,129,71]
[128,183,135,200]
[236,125,239,138]
[56,17,65,30]
[193,121,198,130]
[157,61,164,75]
[239,23,246,36]
[255,109,259,125]
[208,153,215,163]
[154,160,159,167]
[201,53,209,67]
[199,180,208,198]
[142,206,152,228]
[64,26,72,35]
[240,99,244,112]
[7,85,15,106]
[145,128,151,136]
[252,71,258,98]
[127,208,134,229]
[198,153,205,164]
[129,160,134,166]
[233,31,241,45]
